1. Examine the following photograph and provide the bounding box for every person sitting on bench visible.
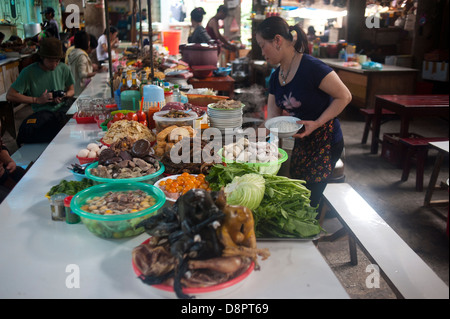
[0,135,25,203]
[6,37,75,145]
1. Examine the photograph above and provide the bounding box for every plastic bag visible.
[361,61,383,70]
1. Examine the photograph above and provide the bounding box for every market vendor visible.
[256,16,352,208]
[205,5,237,51]
[188,7,211,44]
[41,7,60,39]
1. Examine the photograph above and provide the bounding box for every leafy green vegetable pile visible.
[47,178,94,196]
[206,164,323,238]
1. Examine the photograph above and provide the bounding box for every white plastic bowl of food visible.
[265,116,303,138]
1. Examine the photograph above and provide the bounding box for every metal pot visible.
[179,43,219,67]
[23,23,41,38]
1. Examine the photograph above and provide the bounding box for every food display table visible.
[370,95,449,154]
[188,75,235,99]
[0,78,349,299]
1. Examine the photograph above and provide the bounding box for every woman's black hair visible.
[89,34,98,50]
[191,7,206,23]
[103,26,118,35]
[256,16,309,54]
[217,5,228,15]
[74,30,89,51]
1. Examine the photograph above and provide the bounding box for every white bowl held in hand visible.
[265,116,303,138]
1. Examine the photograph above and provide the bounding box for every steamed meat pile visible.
[161,137,221,175]
[132,189,269,299]
[89,138,161,179]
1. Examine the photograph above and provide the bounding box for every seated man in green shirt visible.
[7,37,75,113]
[6,37,75,145]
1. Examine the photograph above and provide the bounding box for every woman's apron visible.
[289,119,334,183]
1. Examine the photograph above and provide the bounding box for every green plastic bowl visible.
[70,182,166,239]
[218,147,288,175]
[84,161,165,185]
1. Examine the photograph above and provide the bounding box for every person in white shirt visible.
[96,26,119,64]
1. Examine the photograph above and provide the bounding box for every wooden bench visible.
[399,137,449,191]
[359,108,397,144]
[319,183,449,299]
[424,141,449,209]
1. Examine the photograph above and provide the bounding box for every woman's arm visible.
[209,18,236,51]
[267,93,283,120]
[259,93,282,137]
[295,71,351,138]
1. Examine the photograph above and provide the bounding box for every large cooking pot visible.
[179,43,219,67]
[23,23,41,38]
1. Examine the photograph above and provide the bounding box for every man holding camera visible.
[6,37,75,145]
[7,37,74,113]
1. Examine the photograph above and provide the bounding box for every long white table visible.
[0,76,349,299]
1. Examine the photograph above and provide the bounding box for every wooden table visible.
[424,141,449,207]
[370,95,449,154]
[320,59,418,109]
[188,75,235,98]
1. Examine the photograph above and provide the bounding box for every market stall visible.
[0,81,350,298]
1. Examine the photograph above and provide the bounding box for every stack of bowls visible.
[207,102,244,133]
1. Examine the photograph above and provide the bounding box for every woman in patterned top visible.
[257,16,352,208]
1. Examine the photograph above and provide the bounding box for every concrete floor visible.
[1,102,448,299]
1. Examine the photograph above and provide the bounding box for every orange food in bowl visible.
[159,173,211,197]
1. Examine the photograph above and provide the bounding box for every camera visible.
[50,90,66,98]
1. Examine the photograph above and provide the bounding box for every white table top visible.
[0,117,349,299]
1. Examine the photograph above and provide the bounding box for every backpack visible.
[16,110,67,146]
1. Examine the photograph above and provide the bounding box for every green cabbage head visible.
[224,173,265,210]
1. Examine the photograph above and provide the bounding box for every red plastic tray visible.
[73,112,96,124]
